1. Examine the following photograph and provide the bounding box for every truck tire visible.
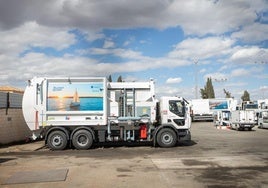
[47,130,68,150]
[72,130,93,150]
[156,128,177,148]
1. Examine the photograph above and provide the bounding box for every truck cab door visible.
[167,100,187,128]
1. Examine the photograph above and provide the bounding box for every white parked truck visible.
[258,110,268,129]
[191,98,237,122]
[190,99,213,121]
[22,77,191,150]
[230,110,255,131]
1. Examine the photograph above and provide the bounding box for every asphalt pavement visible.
[0,122,267,188]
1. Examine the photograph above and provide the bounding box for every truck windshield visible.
[169,100,185,117]
[244,104,258,110]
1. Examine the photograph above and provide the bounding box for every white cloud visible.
[0,0,266,37]
[0,50,191,88]
[171,0,267,36]
[103,40,115,48]
[231,47,261,60]
[230,46,268,64]
[168,37,234,60]
[260,86,268,91]
[123,36,135,46]
[0,0,267,101]
[89,47,192,69]
[84,30,105,42]
[232,23,268,43]
[231,68,250,77]
[166,77,182,84]
[0,21,76,55]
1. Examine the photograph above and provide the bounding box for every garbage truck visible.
[22,77,191,150]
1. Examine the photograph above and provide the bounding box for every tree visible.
[117,76,123,82]
[200,77,215,99]
[108,75,112,82]
[241,90,250,101]
[223,89,232,98]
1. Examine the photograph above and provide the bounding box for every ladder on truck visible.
[119,88,136,117]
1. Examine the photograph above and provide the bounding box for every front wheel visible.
[156,128,177,148]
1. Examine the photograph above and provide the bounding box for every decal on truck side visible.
[47,82,104,112]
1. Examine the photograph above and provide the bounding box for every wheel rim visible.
[162,133,173,144]
[52,135,62,146]
[77,134,88,146]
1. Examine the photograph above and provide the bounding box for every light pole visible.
[213,77,228,98]
[254,59,267,99]
[194,59,198,99]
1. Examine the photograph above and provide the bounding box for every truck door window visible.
[263,112,268,119]
[223,111,230,120]
[169,100,185,117]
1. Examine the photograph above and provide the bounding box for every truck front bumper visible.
[178,130,191,141]
[239,124,255,128]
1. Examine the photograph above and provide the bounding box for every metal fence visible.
[0,92,23,109]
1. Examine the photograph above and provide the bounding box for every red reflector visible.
[140,124,147,139]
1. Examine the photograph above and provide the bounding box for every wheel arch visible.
[70,126,96,142]
[45,127,70,144]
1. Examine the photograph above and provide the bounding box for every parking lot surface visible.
[0,122,267,188]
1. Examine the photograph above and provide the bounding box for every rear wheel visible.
[156,128,177,148]
[47,130,68,150]
[72,130,93,150]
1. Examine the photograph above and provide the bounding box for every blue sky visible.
[0,0,267,101]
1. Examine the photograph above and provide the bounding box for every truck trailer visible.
[230,110,255,131]
[22,77,191,150]
[190,99,213,121]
